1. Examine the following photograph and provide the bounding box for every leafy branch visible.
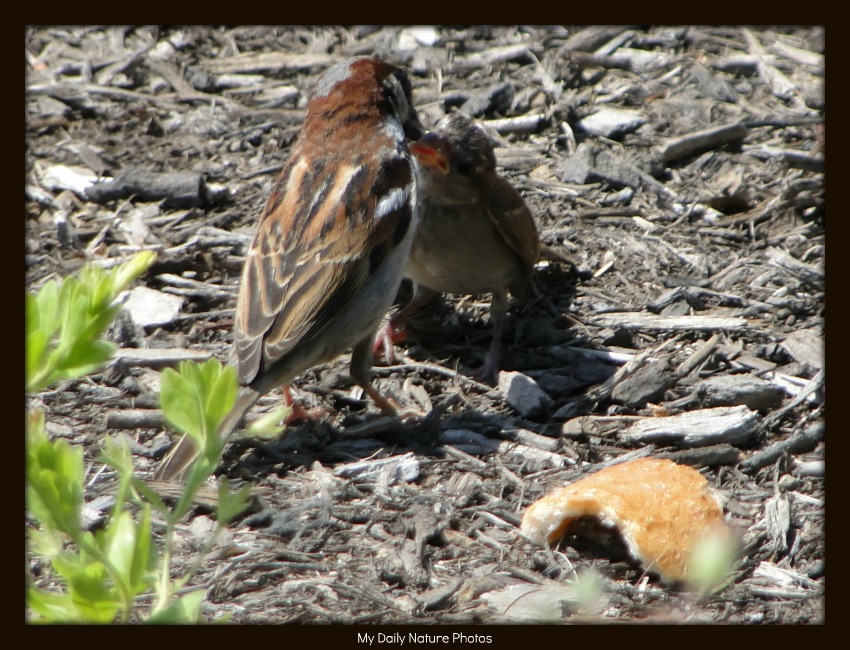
[26,253,252,623]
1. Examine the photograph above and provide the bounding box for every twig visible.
[373,358,497,394]
[483,113,547,135]
[744,29,800,102]
[592,312,749,331]
[202,51,337,75]
[738,419,823,473]
[452,44,532,70]
[762,369,824,426]
[105,409,164,429]
[659,122,749,165]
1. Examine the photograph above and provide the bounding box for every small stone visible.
[577,107,647,139]
[41,164,97,197]
[122,286,185,328]
[781,328,823,370]
[498,371,554,418]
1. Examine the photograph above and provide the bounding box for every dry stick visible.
[111,347,212,370]
[659,122,749,165]
[171,309,234,324]
[557,338,681,419]
[561,334,719,423]
[373,357,497,395]
[501,427,560,452]
[676,334,721,376]
[177,225,252,249]
[472,529,507,553]
[561,414,643,438]
[87,169,207,208]
[710,196,784,229]
[575,207,643,219]
[762,368,824,427]
[527,50,563,98]
[158,272,238,297]
[105,410,165,429]
[48,43,156,78]
[452,44,531,70]
[592,312,748,331]
[765,246,824,284]
[439,429,566,469]
[744,28,799,101]
[745,146,824,173]
[418,579,464,611]
[768,40,824,71]
[39,82,208,111]
[441,445,488,469]
[332,452,419,484]
[739,419,823,473]
[594,29,636,56]
[202,51,337,75]
[146,58,199,100]
[619,405,760,447]
[650,286,776,315]
[483,113,547,135]
[658,444,742,468]
[564,50,633,71]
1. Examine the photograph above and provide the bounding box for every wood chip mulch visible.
[25,26,824,624]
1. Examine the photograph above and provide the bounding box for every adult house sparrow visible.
[375,111,571,384]
[155,57,424,481]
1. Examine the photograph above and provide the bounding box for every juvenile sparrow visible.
[155,56,424,480]
[375,111,571,384]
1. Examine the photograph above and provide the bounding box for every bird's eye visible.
[456,162,474,176]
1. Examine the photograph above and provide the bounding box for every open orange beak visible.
[410,132,450,174]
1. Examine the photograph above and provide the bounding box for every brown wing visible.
[484,176,542,271]
[234,152,413,386]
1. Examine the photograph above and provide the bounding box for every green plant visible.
[26,253,252,623]
[27,253,155,394]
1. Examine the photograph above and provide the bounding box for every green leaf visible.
[56,277,84,353]
[217,478,252,527]
[71,575,119,622]
[25,252,169,625]
[26,251,157,393]
[160,359,237,449]
[101,434,135,477]
[33,279,60,338]
[176,452,220,521]
[52,554,118,623]
[147,590,205,624]
[27,587,82,623]
[129,506,155,592]
[243,405,291,440]
[100,510,136,596]
[26,281,61,392]
[94,504,155,597]
[52,339,117,382]
[686,526,739,596]
[113,250,157,293]
[26,328,49,392]
[160,367,202,442]
[87,264,113,311]
[28,526,64,559]
[26,421,84,538]
[129,475,171,517]
[204,362,238,430]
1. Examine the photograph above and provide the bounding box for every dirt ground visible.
[25,26,824,625]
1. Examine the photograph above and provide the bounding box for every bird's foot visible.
[373,322,409,364]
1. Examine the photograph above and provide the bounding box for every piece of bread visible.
[521,457,729,582]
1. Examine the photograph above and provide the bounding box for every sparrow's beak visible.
[410,133,450,174]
